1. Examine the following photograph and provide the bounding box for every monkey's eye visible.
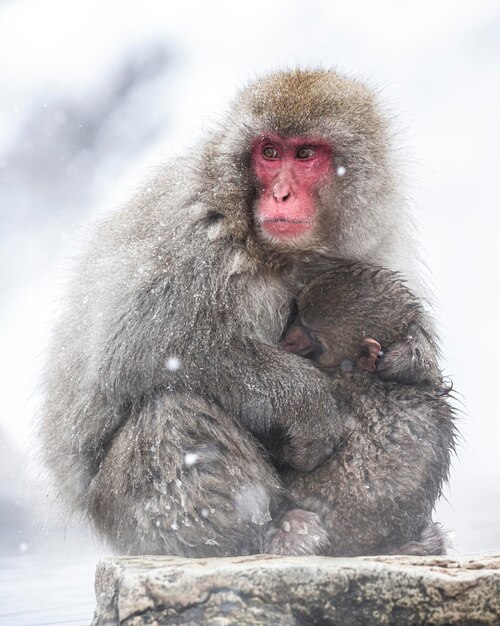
[262,146,279,160]
[296,147,316,159]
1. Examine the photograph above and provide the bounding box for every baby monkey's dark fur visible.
[280,262,455,555]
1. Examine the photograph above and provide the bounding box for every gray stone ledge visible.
[92,553,500,626]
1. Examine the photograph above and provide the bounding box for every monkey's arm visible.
[105,331,342,473]
[205,336,344,472]
[371,269,444,386]
[89,238,344,473]
[376,316,443,387]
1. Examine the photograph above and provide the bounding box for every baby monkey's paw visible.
[376,334,441,386]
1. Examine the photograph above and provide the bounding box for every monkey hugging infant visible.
[42,69,456,559]
[276,262,454,556]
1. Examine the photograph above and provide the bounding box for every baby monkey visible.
[282,263,442,385]
[278,263,454,556]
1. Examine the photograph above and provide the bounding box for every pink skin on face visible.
[251,135,333,239]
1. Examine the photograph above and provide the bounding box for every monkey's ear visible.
[357,338,382,372]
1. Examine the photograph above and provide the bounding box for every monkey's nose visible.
[272,183,291,202]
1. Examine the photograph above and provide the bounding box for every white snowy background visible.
[0,0,499,622]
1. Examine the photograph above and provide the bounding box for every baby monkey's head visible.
[280,265,419,371]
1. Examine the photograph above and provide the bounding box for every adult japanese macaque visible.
[41,69,452,556]
[279,263,454,555]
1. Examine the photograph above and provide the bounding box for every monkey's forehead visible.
[234,69,383,139]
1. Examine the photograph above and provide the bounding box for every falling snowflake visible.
[184,452,199,467]
[166,357,181,371]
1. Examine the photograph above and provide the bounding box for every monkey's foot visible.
[392,522,449,556]
[264,509,330,556]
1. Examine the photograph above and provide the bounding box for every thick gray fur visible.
[41,69,453,556]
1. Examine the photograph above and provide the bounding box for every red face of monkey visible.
[251,135,333,241]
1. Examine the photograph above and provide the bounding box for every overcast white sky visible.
[1,0,499,553]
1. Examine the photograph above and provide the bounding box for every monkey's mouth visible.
[261,218,313,238]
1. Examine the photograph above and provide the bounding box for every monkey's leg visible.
[85,393,325,556]
[284,459,442,557]
[86,393,280,556]
[284,382,454,556]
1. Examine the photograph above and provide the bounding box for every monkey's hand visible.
[376,324,442,386]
